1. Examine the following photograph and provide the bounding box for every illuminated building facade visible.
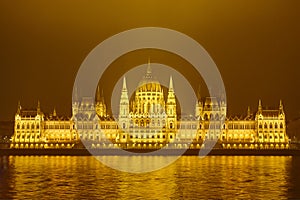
[73,66,289,149]
[10,66,290,149]
[10,102,79,149]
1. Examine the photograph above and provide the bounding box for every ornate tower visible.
[95,86,107,118]
[166,76,177,130]
[119,77,129,129]
[195,86,203,118]
[72,85,79,117]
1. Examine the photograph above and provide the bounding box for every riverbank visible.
[1,148,300,156]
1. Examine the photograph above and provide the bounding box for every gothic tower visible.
[72,86,79,117]
[119,77,129,129]
[95,86,107,118]
[166,76,177,130]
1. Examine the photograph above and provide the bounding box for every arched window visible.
[210,114,214,120]
[264,123,268,129]
[259,123,262,129]
[27,123,30,129]
[275,123,278,129]
[269,123,273,129]
[215,114,219,120]
[141,120,144,127]
[31,124,35,129]
[204,114,208,120]
[17,124,20,129]
[280,123,283,129]
[223,124,226,129]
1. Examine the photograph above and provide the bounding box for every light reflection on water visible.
[0,155,299,199]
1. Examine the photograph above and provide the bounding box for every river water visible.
[0,156,300,199]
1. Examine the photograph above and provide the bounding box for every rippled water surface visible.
[1,156,300,199]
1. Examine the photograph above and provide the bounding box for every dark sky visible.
[0,0,299,121]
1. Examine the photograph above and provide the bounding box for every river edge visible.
[1,148,300,156]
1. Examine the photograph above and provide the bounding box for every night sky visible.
[0,0,299,121]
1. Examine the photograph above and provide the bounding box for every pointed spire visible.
[147,58,151,74]
[144,58,152,79]
[74,85,78,102]
[122,77,127,91]
[53,107,57,117]
[169,76,174,91]
[17,101,21,114]
[101,89,105,103]
[247,106,251,117]
[96,85,101,102]
[37,100,41,113]
[258,99,262,112]
[279,99,283,111]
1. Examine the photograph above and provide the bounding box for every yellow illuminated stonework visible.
[72,66,289,149]
[10,101,79,149]
[10,66,290,150]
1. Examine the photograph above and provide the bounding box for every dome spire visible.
[147,58,151,73]
[169,75,174,91]
[145,58,152,79]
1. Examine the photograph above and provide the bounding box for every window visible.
[264,123,268,129]
[259,123,262,129]
[269,123,273,129]
[215,114,219,120]
[280,123,283,129]
[204,114,208,120]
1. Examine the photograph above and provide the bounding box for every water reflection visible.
[0,156,297,199]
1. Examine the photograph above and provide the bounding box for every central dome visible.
[137,62,161,92]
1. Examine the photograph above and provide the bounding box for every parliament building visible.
[10,66,290,149]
